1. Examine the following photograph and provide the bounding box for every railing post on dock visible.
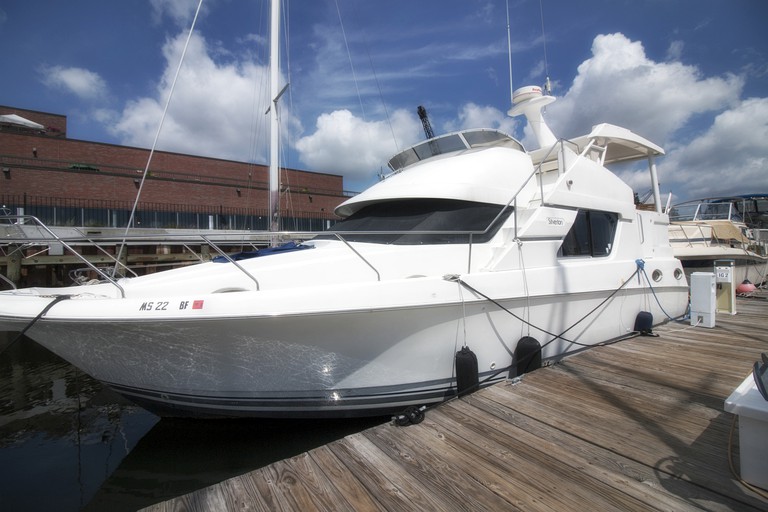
[6,245,21,286]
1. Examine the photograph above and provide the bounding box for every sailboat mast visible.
[269,0,280,232]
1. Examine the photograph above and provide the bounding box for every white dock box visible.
[690,272,716,328]
[724,374,768,490]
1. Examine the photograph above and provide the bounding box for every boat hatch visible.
[387,129,524,173]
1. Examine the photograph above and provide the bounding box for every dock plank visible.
[459,390,742,512]
[438,398,701,512]
[142,297,768,511]
[328,433,452,511]
[363,419,530,511]
[307,445,385,511]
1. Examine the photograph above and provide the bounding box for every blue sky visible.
[1,0,766,200]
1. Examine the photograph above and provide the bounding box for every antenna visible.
[417,106,435,140]
[508,86,557,148]
[506,0,514,107]
[539,0,551,94]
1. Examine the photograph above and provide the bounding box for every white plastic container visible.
[724,374,768,490]
[690,272,716,328]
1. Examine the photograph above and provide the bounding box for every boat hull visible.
[674,248,767,285]
[4,280,688,418]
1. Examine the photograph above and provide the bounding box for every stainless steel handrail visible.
[1,215,127,297]
[1,146,569,289]
[199,235,262,290]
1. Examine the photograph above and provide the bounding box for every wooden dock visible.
[142,296,768,511]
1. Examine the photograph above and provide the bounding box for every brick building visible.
[0,105,348,231]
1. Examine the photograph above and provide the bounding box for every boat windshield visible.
[323,199,512,245]
[387,129,524,172]
[669,202,739,222]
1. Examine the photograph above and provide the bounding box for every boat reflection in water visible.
[0,334,157,511]
[0,334,384,512]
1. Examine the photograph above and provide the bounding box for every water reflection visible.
[0,334,157,511]
[86,415,384,511]
[0,334,385,511]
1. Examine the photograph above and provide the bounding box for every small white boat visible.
[0,81,689,417]
[668,197,768,285]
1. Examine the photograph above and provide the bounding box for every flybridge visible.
[386,129,525,173]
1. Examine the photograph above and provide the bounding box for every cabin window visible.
[559,210,618,257]
[325,199,512,245]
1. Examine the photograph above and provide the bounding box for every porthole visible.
[674,268,683,280]
[652,269,663,282]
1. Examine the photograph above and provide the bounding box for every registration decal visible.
[138,301,168,311]
[177,299,205,310]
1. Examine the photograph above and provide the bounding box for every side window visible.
[560,210,618,257]
[560,210,590,256]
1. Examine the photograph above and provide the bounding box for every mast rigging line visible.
[242,0,269,232]
[114,0,204,277]
[334,0,367,125]
[334,0,398,167]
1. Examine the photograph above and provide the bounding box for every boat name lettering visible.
[139,301,169,311]
[547,217,564,226]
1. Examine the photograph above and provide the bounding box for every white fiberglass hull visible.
[0,261,687,418]
[0,121,693,418]
[674,246,768,284]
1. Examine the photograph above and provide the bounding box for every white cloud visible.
[294,101,521,189]
[660,97,768,198]
[110,31,299,163]
[149,0,204,27]
[545,33,744,145]
[443,102,518,136]
[295,108,421,184]
[666,40,684,61]
[514,32,766,202]
[103,26,765,203]
[40,65,109,101]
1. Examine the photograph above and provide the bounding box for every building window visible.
[559,209,618,257]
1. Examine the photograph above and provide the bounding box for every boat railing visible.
[326,138,581,276]
[505,138,582,239]
[1,215,127,296]
[1,213,512,289]
[1,140,586,291]
[669,220,758,251]
[668,222,713,248]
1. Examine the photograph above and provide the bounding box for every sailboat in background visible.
[0,1,689,418]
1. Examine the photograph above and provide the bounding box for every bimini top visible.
[572,123,664,164]
[387,129,525,173]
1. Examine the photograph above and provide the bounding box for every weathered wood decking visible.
[143,296,768,511]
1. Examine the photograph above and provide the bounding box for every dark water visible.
[0,334,385,511]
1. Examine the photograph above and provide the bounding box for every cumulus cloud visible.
[660,97,768,198]
[295,109,421,183]
[512,32,766,202]
[544,33,744,145]
[294,101,522,189]
[103,26,765,201]
[110,31,298,163]
[40,65,109,101]
[443,102,518,136]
